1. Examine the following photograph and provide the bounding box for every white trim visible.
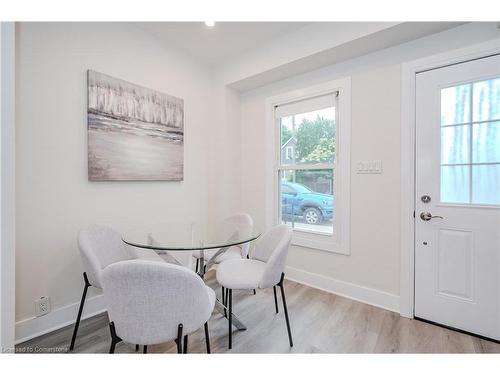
[265,77,351,255]
[0,22,16,352]
[285,266,399,313]
[400,38,500,319]
[15,293,107,345]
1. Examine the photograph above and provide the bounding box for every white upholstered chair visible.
[216,224,293,349]
[102,260,215,354]
[69,225,166,351]
[192,213,254,273]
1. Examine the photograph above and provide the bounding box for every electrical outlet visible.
[35,296,51,317]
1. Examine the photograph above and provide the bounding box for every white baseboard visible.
[15,293,107,345]
[285,266,400,313]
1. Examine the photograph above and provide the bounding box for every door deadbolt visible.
[421,195,431,203]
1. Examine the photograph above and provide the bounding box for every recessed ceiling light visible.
[205,21,215,27]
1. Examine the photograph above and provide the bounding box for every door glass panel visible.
[472,78,500,122]
[472,121,500,163]
[440,78,500,205]
[441,84,471,125]
[441,165,470,203]
[472,164,500,205]
[441,125,470,164]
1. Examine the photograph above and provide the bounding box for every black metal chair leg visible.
[222,286,227,318]
[253,289,256,295]
[183,335,188,354]
[279,273,293,347]
[69,272,91,351]
[176,324,183,354]
[143,345,148,354]
[108,322,122,354]
[135,344,139,352]
[273,285,279,314]
[204,322,211,354]
[228,289,233,349]
[225,288,229,307]
[195,259,199,273]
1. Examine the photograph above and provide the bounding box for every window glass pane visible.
[472,164,500,205]
[441,125,470,164]
[472,121,500,163]
[441,165,470,203]
[279,169,333,235]
[279,107,335,165]
[441,84,471,125]
[472,78,500,122]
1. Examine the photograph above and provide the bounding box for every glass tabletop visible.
[122,221,261,251]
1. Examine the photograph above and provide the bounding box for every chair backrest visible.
[77,225,134,288]
[224,212,254,257]
[250,225,292,288]
[102,260,214,345]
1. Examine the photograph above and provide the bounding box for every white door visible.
[415,54,500,340]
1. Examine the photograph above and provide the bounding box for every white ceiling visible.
[135,22,309,66]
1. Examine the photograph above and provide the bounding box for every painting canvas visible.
[87,70,184,181]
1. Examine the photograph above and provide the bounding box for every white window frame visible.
[265,77,351,255]
[285,146,293,160]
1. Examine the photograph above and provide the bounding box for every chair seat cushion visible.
[193,245,242,263]
[214,246,242,264]
[216,259,266,290]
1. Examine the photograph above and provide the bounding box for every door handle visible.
[420,212,444,221]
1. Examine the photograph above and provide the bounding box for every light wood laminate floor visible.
[16,271,500,354]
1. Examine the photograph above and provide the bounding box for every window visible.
[276,96,336,236]
[267,78,351,254]
[440,77,500,205]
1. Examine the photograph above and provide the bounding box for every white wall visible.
[15,23,236,338]
[239,22,500,310]
[206,85,243,222]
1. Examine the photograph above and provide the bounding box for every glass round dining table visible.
[122,221,261,331]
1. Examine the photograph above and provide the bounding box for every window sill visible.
[291,230,350,255]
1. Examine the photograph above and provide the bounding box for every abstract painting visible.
[87,70,184,181]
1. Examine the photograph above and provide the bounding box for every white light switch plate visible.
[357,160,382,174]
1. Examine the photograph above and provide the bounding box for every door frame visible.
[400,38,500,318]
[0,22,16,351]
